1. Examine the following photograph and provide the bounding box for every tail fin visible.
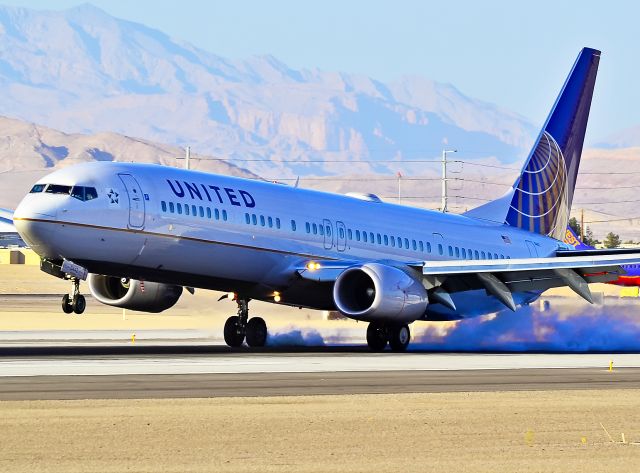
[465,48,600,240]
[563,225,593,250]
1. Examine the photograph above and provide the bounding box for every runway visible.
[1,345,640,400]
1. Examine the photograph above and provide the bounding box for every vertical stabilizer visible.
[465,48,600,240]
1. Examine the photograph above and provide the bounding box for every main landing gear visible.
[61,278,86,315]
[366,322,411,352]
[223,298,268,348]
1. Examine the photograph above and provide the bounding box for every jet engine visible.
[87,274,183,313]
[332,263,428,322]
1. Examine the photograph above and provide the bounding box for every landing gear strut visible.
[366,322,411,352]
[61,278,86,315]
[223,298,267,348]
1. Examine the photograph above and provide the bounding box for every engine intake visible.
[88,274,183,313]
[333,263,428,322]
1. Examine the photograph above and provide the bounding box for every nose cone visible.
[13,194,60,258]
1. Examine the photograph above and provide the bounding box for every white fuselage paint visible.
[14,162,570,321]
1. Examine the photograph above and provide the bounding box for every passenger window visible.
[245,213,250,224]
[356,230,361,241]
[276,218,281,229]
[427,242,432,253]
[339,228,345,239]
[481,251,486,259]
[391,236,396,247]
[327,226,332,237]
[319,224,324,236]
[169,202,175,213]
[207,208,212,219]
[312,223,318,234]
[363,232,368,243]
[192,205,197,216]
[455,247,460,258]
[305,222,310,233]
[461,248,466,259]
[494,253,498,259]
[161,201,167,212]
[488,253,493,260]
[412,240,417,251]
[185,205,190,216]
[404,238,409,249]
[377,234,382,244]
[438,244,443,255]
[291,220,297,231]
[251,214,257,225]
[260,215,265,226]
[222,210,227,221]
[177,203,182,214]
[419,241,423,252]
[448,246,453,257]
[348,229,353,240]
[384,235,389,246]
[474,250,479,259]
[268,216,273,228]
[199,206,204,218]
[216,209,221,220]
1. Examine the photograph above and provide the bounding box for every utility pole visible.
[185,146,191,170]
[441,149,457,212]
[580,208,585,241]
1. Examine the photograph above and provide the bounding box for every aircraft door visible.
[118,173,146,229]
[336,221,347,252]
[322,219,333,250]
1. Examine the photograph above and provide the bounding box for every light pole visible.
[441,149,457,212]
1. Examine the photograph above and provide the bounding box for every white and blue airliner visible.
[13,48,640,351]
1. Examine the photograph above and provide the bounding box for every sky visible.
[2,0,639,140]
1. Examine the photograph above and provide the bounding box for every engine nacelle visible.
[332,263,428,322]
[87,274,183,313]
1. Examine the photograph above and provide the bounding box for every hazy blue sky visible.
[3,1,638,139]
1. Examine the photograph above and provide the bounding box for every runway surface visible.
[1,344,639,400]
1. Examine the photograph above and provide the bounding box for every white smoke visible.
[267,327,325,347]
[412,304,640,352]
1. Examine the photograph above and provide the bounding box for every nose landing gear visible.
[223,297,268,348]
[61,278,86,315]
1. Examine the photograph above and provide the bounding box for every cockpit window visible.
[30,184,46,193]
[45,184,72,195]
[71,186,98,201]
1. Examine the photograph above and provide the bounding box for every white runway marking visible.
[1,352,639,377]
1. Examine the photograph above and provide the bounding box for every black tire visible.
[224,316,245,347]
[366,322,388,351]
[72,294,86,314]
[389,324,411,352]
[61,294,73,314]
[246,317,268,348]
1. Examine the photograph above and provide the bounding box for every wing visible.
[419,250,640,311]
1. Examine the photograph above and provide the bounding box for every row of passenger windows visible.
[166,203,508,260]
[161,201,228,221]
[245,213,281,230]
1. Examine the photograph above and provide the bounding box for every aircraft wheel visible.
[366,322,388,351]
[72,294,86,314]
[224,315,245,347]
[246,317,267,348]
[61,294,73,314]
[389,324,411,352]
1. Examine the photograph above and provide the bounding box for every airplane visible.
[0,208,26,247]
[563,226,640,286]
[13,47,640,351]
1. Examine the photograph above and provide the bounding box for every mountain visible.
[0,4,536,177]
[0,115,256,209]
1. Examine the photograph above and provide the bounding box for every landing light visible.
[228,292,237,301]
[274,291,281,303]
[306,262,321,271]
